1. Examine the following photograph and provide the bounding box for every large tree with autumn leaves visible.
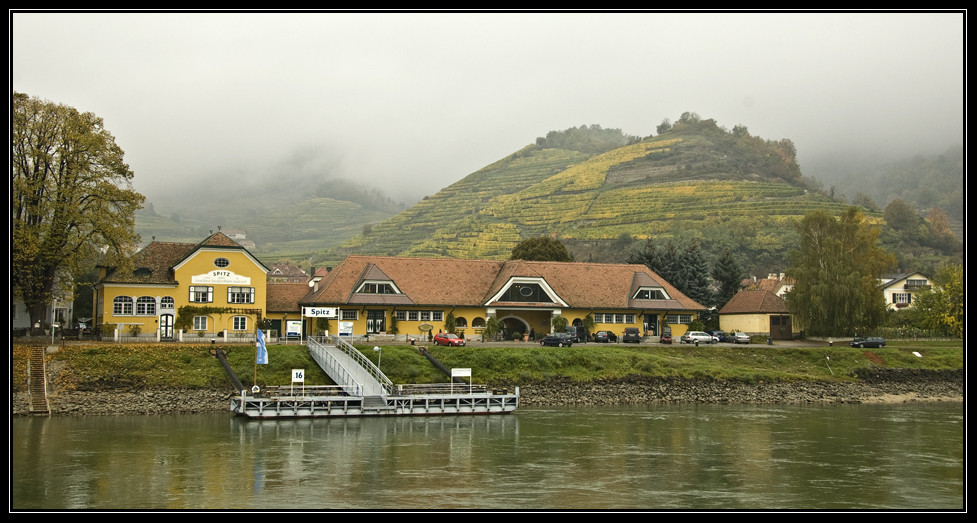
[12,92,144,334]
[785,207,896,336]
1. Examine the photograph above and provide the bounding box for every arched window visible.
[136,296,156,315]
[113,296,133,315]
[455,317,468,328]
[471,317,486,328]
[160,296,175,309]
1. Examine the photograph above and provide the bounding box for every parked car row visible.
[437,330,880,348]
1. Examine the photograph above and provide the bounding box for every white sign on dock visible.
[451,368,472,395]
[292,369,305,383]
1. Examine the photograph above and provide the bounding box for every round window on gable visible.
[215,257,230,268]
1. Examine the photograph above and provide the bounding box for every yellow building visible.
[300,255,707,342]
[93,232,269,341]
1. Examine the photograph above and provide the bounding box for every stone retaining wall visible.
[11,369,963,416]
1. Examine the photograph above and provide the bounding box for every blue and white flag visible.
[256,329,268,364]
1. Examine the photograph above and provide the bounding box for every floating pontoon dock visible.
[229,337,518,419]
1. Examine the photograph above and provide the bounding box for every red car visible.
[433,332,466,346]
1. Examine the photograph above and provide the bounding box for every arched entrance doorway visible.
[500,316,530,341]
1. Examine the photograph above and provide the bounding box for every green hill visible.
[317,116,856,274]
[137,115,961,277]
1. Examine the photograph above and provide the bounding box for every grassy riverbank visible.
[11,339,963,393]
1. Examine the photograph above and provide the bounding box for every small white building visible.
[880,271,931,310]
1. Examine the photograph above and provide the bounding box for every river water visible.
[11,403,964,511]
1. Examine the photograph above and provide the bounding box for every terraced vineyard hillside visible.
[320,121,858,273]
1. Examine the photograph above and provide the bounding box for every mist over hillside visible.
[136,118,962,278]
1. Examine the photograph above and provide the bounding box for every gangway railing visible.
[307,337,393,396]
[307,337,364,396]
[331,336,394,394]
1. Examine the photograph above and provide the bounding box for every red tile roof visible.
[267,282,315,312]
[718,290,789,314]
[303,255,705,311]
[98,232,259,285]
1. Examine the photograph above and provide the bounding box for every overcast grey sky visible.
[11,11,965,204]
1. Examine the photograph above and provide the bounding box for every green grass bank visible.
[12,339,963,394]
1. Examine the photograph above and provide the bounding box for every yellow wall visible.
[99,247,267,337]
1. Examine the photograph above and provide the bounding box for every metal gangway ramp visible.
[229,336,519,418]
[307,336,391,397]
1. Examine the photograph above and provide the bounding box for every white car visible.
[731,332,751,344]
[681,331,716,344]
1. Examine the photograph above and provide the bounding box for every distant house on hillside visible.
[740,273,794,298]
[719,289,797,340]
[880,271,931,310]
[268,263,310,283]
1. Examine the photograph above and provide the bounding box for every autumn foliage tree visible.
[12,92,144,334]
[785,207,896,336]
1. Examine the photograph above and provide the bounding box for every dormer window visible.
[500,282,555,303]
[356,281,400,294]
[633,287,669,300]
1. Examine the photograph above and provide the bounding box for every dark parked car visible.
[540,333,574,347]
[593,330,617,343]
[622,327,641,343]
[709,330,728,343]
[850,336,886,348]
[433,332,466,346]
[565,326,589,343]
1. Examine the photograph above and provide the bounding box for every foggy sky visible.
[11,11,965,205]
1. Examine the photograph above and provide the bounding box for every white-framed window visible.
[408,311,419,321]
[232,316,247,330]
[665,314,693,325]
[193,316,208,330]
[893,292,911,304]
[227,286,255,304]
[356,281,399,294]
[135,296,156,315]
[214,257,230,268]
[113,296,133,315]
[420,311,431,321]
[431,311,443,322]
[395,310,407,321]
[160,296,175,309]
[189,286,213,303]
[633,288,669,300]
[341,309,358,320]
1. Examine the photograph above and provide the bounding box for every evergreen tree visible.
[626,238,660,269]
[711,248,744,308]
[681,239,713,306]
[785,208,896,336]
[657,240,683,292]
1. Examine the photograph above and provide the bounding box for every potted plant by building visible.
[483,317,501,342]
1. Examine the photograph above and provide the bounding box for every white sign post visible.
[451,368,472,394]
[292,368,305,395]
